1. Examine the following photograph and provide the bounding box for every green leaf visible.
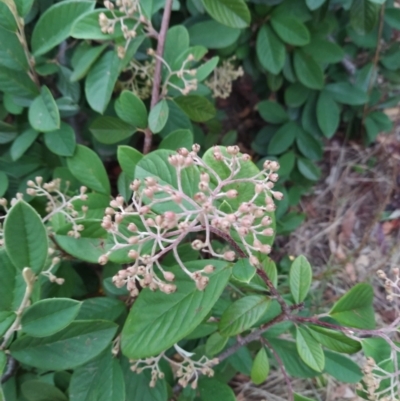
[308,326,361,354]
[117,145,143,181]
[316,91,340,138]
[305,0,325,10]
[115,90,148,129]
[0,25,29,71]
[219,295,271,337]
[149,100,169,133]
[296,326,325,372]
[4,200,48,274]
[297,157,321,181]
[296,130,323,160]
[285,82,310,107]
[0,66,39,98]
[294,394,316,401]
[54,236,105,264]
[256,25,285,75]
[365,111,393,142]
[0,2,17,31]
[121,260,231,359]
[76,298,125,322]
[85,50,122,114]
[11,320,117,370]
[28,86,60,132]
[89,116,135,145]
[350,0,380,34]
[293,50,324,90]
[21,380,68,401]
[232,258,256,283]
[202,0,251,28]
[303,39,344,64]
[268,121,297,154]
[0,171,8,197]
[0,311,14,337]
[70,348,125,401]
[196,56,220,81]
[385,7,400,30]
[198,377,236,401]
[67,145,110,195]
[329,283,375,329]
[324,82,368,105]
[10,129,39,161]
[0,250,17,311]
[251,347,270,385]
[174,96,216,122]
[159,129,194,150]
[270,14,310,46]
[21,298,81,338]
[189,20,240,49]
[257,100,289,124]
[289,255,312,303]
[205,332,229,356]
[70,43,107,82]
[324,350,362,383]
[44,122,76,157]
[31,0,95,56]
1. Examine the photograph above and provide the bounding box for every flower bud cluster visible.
[25,177,88,238]
[103,144,281,295]
[130,344,217,389]
[377,268,400,302]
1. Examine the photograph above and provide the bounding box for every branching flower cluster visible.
[130,344,217,388]
[101,145,281,297]
[377,268,400,303]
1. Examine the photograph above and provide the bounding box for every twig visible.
[1,356,18,384]
[143,0,174,154]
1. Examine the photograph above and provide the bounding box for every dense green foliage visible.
[0,0,399,400]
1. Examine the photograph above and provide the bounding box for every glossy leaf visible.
[316,91,340,138]
[21,298,81,337]
[0,25,28,71]
[189,20,240,49]
[324,82,368,105]
[0,171,8,197]
[329,283,375,329]
[21,381,68,401]
[121,260,231,359]
[232,258,256,283]
[303,39,344,64]
[219,295,271,337]
[174,96,216,122]
[350,0,380,34]
[11,320,117,370]
[0,67,39,98]
[293,50,324,90]
[115,90,148,129]
[289,255,312,303]
[198,377,236,401]
[296,326,325,372]
[29,86,60,132]
[44,122,76,156]
[149,100,169,133]
[270,14,310,46]
[257,100,289,124]
[85,50,121,114]
[202,0,251,28]
[10,129,39,161]
[67,145,110,195]
[4,200,48,274]
[159,129,194,150]
[71,44,107,82]
[297,158,321,181]
[285,82,310,107]
[31,0,95,56]
[205,332,229,356]
[268,121,297,154]
[251,347,270,384]
[256,25,285,75]
[76,298,125,322]
[90,116,135,144]
[117,145,143,181]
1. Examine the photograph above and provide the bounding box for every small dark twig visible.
[1,356,18,384]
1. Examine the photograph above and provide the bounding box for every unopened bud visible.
[223,251,235,261]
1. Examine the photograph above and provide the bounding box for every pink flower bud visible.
[164,211,176,221]
[163,271,175,281]
[128,250,138,259]
[98,254,108,265]
[226,190,238,198]
[203,264,215,274]
[223,251,235,261]
[263,228,274,236]
[128,223,137,232]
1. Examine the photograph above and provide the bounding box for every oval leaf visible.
[289,255,312,303]
[44,122,76,156]
[202,0,251,28]
[316,91,340,138]
[256,25,285,75]
[270,14,310,46]
[293,50,324,90]
[174,96,216,122]
[89,116,135,144]
[115,90,148,129]
[296,326,325,372]
[148,99,169,134]
[29,86,60,132]
[251,347,270,385]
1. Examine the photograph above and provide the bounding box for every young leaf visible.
[44,122,76,157]
[121,260,231,359]
[270,14,310,46]
[115,90,148,129]
[29,86,60,132]
[21,298,81,337]
[296,326,325,372]
[70,348,125,401]
[89,116,135,145]
[4,201,48,274]
[148,99,169,133]
[289,255,312,303]
[159,129,194,150]
[10,321,117,370]
[31,0,95,56]
[251,347,270,385]
[198,377,236,401]
[329,283,375,329]
[202,0,251,28]
[256,25,285,75]
[293,50,324,90]
[67,145,111,195]
[257,100,289,124]
[10,129,39,161]
[219,295,271,337]
[117,145,143,181]
[316,91,340,138]
[85,50,122,114]
[174,96,216,122]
